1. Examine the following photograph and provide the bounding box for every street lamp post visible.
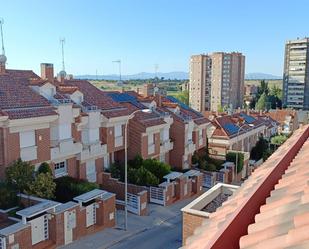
[235,123,254,182]
[124,108,151,230]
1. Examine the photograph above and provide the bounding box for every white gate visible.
[64,210,76,245]
[150,187,166,206]
[30,215,48,245]
[0,237,6,249]
[184,183,188,196]
[86,204,96,227]
[127,193,140,215]
[203,173,213,188]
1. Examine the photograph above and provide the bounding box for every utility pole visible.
[60,38,66,72]
[112,60,122,82]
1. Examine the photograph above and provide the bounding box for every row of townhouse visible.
[0,62,212,182]
[207,112,278,160]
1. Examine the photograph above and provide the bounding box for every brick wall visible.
[99,172,148,199]
[98,172,148,215]
[67,157,78,179]
[101,125,125,154]
[182,212,206,245]
[32,128,50,164]
[169,120,185,170]
[72,123,81,143]
[5,225,32,249]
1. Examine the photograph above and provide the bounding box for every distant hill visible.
[76,71,281,81]
[245,73,282,80]
[76,71,189,80]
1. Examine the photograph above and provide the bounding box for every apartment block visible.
[283,37,309,109]
[0,58,211,182]
[189,52,245,112]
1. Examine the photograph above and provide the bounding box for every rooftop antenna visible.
[60,38,65,72]
[0,18,5,56]
[112,60,122,82]
[154,64,159,78]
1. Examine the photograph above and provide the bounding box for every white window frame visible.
[148,134,154,145]
[20,130,36,148]
[114,124,122,138]
[59,124,71,140]
[54,161,67,177]
[88,128,99,143]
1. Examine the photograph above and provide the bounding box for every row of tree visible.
[110,155,171,187]
[249,80,282,110]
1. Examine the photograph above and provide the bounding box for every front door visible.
[64,211,76,244]
[86,204,96,227]
[29,215,48,245]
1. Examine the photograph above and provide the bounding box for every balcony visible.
[114,136,123,147]
[160,139,174,153]
[20,146,37,161]
[79,142,107,161]
[51,138,82,161]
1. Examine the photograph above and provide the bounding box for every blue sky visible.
[1,0,308,76]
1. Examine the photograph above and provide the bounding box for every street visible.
[109,213,182,249]
[61,197,195,249]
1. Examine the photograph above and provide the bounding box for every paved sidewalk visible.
[61,197,196,249]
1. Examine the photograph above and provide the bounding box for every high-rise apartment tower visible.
[283,37,309,109]
[189,52,245,112]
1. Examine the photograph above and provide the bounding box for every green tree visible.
[0,183,18,209]
[250,137,269,160]
[38,162,52,175]
[255,93,267,111]
[271,135,287,146]
[6,159,35,195]
[258,80,269,96]
[28,173,56,199]
[143,159,171,183]
[175,90,189,105]
[226,152,244,173]
[135,167,159,186]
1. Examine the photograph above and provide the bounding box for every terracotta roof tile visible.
[183,125,309,249]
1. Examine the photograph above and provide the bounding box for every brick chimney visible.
[41,63,54,83]
[155,93,162,107]
[0,63,5,74]
[0,54,7,74]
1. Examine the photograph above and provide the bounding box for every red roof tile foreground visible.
[239,138,309,249]
[183,125,309,249]
[0,74,56,119]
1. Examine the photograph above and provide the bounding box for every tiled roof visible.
[213,112,265,138]
[5,69,40,81]
[64,80,127,111]
[183,125,309,249]
[239,138,309,249]
[57,85,79,94]
[161,96,209,125]
[4,107,57,119]
[266,109,297,125]
[0,74,56,119]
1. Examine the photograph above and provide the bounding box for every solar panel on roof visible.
[166,95,203,117]
[240,113,256,123]
[223,123,239,135]
[108,93,145,109]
